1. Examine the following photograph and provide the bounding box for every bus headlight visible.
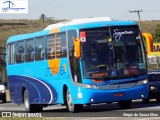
[0,90,5,93]
[137,79,148,86]
[83,84,99,89]
[150,86,157,90]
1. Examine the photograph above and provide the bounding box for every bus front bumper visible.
[72,84,148,104]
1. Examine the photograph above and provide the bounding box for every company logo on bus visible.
[113,29,134,41]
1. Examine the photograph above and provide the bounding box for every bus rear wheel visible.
[66,89,83,112]
[118,100,132,109]
[23,90,43,112]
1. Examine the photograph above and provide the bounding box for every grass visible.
[0,118,45,120]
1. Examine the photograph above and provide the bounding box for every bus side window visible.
[35,37,45,61]
[21,53,24,61]
[46,32,67,59]
[16,41,24,63]
[8,43,15,64]
[46,35,54,59]
[26,39,34,62]
[41,50,44,59]
[58,33,67,58]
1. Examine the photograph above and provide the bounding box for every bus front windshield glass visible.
[81,26,147,79]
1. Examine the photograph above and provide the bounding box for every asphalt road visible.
[0,100,160,120]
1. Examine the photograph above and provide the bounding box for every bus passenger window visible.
[46,32,67,59]
[16,41,24,63]
[35,37,44,61]
[26,39,34,62]
[46,35,55,59]
[59,33,67,57]
[8,43,15,64]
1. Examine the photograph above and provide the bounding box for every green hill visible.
[0,19,64,52]
[0,19,160,52]
[141,20,160,34]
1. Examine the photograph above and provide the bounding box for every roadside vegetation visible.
[0,19,65,52]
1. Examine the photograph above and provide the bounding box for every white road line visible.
[137,117,160,120]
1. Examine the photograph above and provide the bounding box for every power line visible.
[129,10,143,30]
[113,11,133,20]
[144,10,160,12]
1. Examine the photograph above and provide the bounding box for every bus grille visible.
[99,82,137,90]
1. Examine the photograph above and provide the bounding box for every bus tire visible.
[66,89,83,113]
[142,98,150,104]
[156,97,160,102]
[2,98,6,103]
[32,105,43,112]
[118,100,132,109]
[23,90,43,112]
[24,90,32,112]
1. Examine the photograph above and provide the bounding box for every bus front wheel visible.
[2,98,6,103]
[118,100,132,109]
[142,98,150,104]
[66,89,83,112]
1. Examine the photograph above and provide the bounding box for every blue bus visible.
[6,17,148,112]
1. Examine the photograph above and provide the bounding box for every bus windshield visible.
[81,26,147,79]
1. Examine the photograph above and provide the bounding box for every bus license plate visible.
[113,93,124,97]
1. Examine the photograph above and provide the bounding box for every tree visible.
[153,25,160,42]
[39,14,47,24]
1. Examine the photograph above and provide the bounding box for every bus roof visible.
[44,17,112,30]
[44,17,137,30]
[7,17,138,43]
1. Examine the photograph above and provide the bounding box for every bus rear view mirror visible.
[74,38,81,59]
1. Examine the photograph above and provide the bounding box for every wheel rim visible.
[67,90,72,108]
[24,91,29,110]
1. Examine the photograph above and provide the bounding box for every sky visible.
[1,0,160,21]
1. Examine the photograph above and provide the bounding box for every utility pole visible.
[129,10,143,30]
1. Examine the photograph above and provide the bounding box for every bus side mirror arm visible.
[74,38,81,59]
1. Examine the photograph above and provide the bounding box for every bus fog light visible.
[91,99,94,102]
[141,94,144,98]
[1,90,5,93]
[150,86,156,90]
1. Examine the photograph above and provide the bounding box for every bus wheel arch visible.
[23,88,43,112]
[64,86,83,112]
[63,84,68,105]
[22,86,26,103]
